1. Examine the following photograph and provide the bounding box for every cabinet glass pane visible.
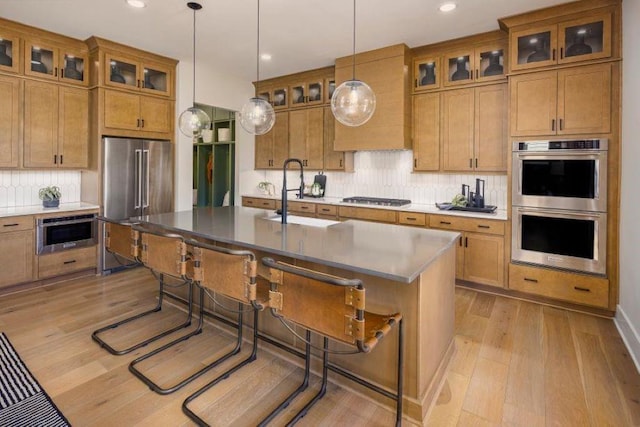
[62,54,84,81]
[273,88,287,107]
[448,55,471,82]
[291,85,305,106]
[327,80,336,101]
[143,67,167,92]
[479,49,504,78]
[564,21,604,58]
[417,61,438,88]
[308,82,322,102]
[257,90,271,103]
[31,46,54,76]
[517,31,552,65]
[109,59,137,87]
[0,39,14,67]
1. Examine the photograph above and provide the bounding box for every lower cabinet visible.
[37,246,97,280]
[242,197,276,209]
[0,216,34,289]
[509,262,609,308]
[458,232,505,287]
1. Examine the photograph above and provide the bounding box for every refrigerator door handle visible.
[143,149,150,209]
[134,149,142,209]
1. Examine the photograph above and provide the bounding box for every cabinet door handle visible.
[3,223,19,227]
[141,119,145,128]
[60,68,64,78]
[551,119,556,131]
[415,78,418,88]
[54,154,57,164]
[63,260,77,265]
[469,158,472,168]
[459,236,463,246]
[321,208,331,212]
[301,206,309,210]
[54,67,58,77]
[475,158,478,168]
[414,159,417,168]
[137,79,141,88]
[524,277,538,283]
[465,237,468,247]
[574,286,591,293]
[477,225,490,229]
[406,217,417,221]
[339,159,343,168]
[137,118,141,128]
[475,69,478,80]
[560,47,564,59]
[552,49,556,61]
[60,155,63,164]
[559,119,563,131]
[440,221,451,225]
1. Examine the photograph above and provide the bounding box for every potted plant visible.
[258,181,274,196]
[39,186,62,208]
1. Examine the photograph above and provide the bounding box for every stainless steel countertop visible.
[134,206,459,283]
[242,194,508,221]
[0,202,100,218]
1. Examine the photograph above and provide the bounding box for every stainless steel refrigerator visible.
[101,137,173,273]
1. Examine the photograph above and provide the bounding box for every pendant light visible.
[178,2,211,138]
[239,0,275,135]
[331,0,376,127]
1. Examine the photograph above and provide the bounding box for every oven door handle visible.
[134,149,142,209]
[143,149,150,209]
[515,206,603,220]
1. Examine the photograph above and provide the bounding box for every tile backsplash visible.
[0,171,82,208]
[262,151,508,208]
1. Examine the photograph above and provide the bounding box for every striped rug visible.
[0,333,70,427]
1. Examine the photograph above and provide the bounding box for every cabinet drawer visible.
[38,246,97,279]
[0,216,34,233]
[338,206,397,224]
[242,197,276,210]
[398,212,427,226]
[509,263,609,308]
[316,204,337,217]
[429,214,504,235]
[288,201,317,214]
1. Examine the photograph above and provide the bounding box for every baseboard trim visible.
[614,304,640,373]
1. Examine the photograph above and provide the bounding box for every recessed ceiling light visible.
[439,2,456,12]
[126,0,147,8]
[260,53,272,61]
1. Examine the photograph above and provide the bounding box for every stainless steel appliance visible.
[37,213,97,254]
[512,139,608,212]
[512,206,606,275]
[342,196,411,207]
[101,137,173,272]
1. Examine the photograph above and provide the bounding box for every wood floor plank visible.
[478,297,518,365]
[450,335,481,377]
[501,402,545,426]
[461,357,508,423]
[468,293,496,319]
[543,306,591,426]
[426,371,470,426]
[456,410,498,426]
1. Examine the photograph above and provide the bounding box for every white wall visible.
[616,0,640,369]
[0,171,81,207]
[174,60,263,211]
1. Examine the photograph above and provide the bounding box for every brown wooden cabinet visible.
[104,52,172,97]
[334,44,411,151]
[0,31,21,74]
[289,79,324,108]
[413,56,441,92]
[37,246,97,280]
[23,80,89,168]
[0,216,34,289]
[102,89,172,135]
[510,63,611,136]
[508,12,612,73]
[24,39,88,86]
[323,107,353,172]
[441,83,507,172]
[255,111,289,169]
[443,43,507,87]
[412,92,440,171]
[289,108,324,169]
[242,197,276,209]
[0,74,20,168]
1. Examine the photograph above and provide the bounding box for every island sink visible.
[265,214,339,227]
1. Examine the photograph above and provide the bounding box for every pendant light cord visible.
[192,6,196,105]
[256,0,261,92]
[352,0,356,80]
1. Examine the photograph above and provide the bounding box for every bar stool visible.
[260,257,404,427]
[100,216,140,268]
[92,224,195,355]
[132,239,269,395]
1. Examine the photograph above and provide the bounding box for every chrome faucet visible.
[281,158,304,224]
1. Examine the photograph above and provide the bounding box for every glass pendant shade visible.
[331,80,376,127]
[239,97,275,135]
[178,106,211,137]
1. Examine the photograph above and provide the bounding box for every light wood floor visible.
[1,269,639,426]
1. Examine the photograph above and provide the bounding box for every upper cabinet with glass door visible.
[289,79,324,108]
[413,57,440,92]
[509,12,612,72]
[105,53,172,97]
[24,39,88,86]
[0,32,21,74]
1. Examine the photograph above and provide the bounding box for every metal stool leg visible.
[92,274,193,355]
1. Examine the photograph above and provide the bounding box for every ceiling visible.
[0,0,568,82]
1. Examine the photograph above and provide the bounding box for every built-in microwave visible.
[512,139,607,212]
[512,206,606,275]
[36,213,98,254]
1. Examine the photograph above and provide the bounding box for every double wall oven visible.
[511,139,607,275]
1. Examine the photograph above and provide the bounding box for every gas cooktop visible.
[342,196,412,207]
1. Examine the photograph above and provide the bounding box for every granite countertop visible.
[243,193,508,221]
[135,206,459,283]
[0,202,100,218]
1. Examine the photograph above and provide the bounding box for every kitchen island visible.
[134,206,459,423]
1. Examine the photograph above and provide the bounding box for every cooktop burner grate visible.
[342,196,412,207]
